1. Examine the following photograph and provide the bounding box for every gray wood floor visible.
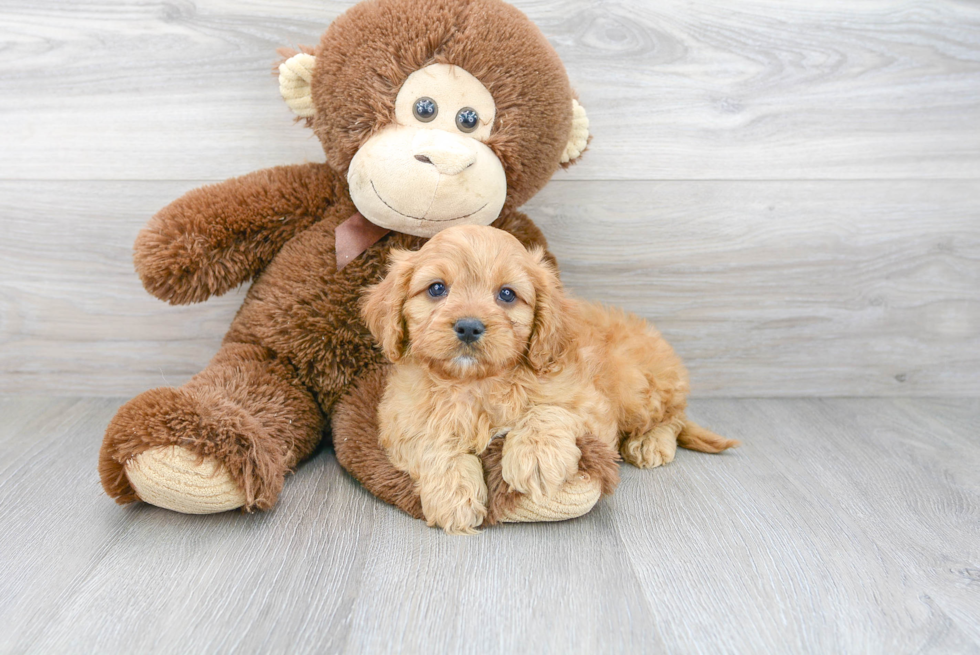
[1,396,978,654]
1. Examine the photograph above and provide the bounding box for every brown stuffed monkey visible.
[99,0,621,525]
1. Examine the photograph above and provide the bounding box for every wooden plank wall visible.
[1,0,978,397]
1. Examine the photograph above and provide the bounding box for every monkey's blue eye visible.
[428,282,447,298]
[456,107,479,133]
[413,97,438,122]
[497,287,516,303]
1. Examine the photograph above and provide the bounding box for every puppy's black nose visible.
[454,318,485,344]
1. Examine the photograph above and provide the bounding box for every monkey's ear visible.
[279,53,317,118]
[560,99,590,165]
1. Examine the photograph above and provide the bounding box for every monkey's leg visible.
[331,367,425,520]
[99,343,324,513]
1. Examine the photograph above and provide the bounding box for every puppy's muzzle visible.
[453,318,485,344]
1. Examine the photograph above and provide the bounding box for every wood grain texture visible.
[0,397,977,653]
[536,180,980,397]
[0,0,978,181]
[2,179,977,397]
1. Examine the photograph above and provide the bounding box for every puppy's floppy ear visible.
[362,249,415,363]
[526,248,570,372]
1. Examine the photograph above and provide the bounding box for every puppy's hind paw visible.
[621,423,679,469]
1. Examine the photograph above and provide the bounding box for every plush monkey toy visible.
[99,0,621,525]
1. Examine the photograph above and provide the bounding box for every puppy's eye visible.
[427,282,448,298]
[497,287,517,303]
[413,97,438,123]
[456,107,479,133]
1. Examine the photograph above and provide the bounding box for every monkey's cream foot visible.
[125,446,246,514]
[621,422,680,469]
[497,472,601,523]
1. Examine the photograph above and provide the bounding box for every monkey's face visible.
[346,64,507,238]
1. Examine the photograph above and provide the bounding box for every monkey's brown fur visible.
[99,0,617,514]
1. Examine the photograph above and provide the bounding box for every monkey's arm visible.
[134,162,345,305]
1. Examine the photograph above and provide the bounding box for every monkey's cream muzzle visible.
[347,125,507,237]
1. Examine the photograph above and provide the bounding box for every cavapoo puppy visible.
[363,225,738,534]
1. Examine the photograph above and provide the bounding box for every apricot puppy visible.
[363,225,738,534]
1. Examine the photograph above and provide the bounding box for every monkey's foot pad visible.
[498,473,602,523]
[126,446,246,514]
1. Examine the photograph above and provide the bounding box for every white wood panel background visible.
[1,0,979,396]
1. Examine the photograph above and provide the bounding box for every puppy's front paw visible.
[621,423,679,469]
[501,433,581,502]
[426,492,487,535]
[419,455,488,535]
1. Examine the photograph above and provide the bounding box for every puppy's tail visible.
[678,420,740,453]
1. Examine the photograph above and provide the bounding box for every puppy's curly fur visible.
[363,225,738,534]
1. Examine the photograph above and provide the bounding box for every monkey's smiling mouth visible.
[370,180,488,223]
